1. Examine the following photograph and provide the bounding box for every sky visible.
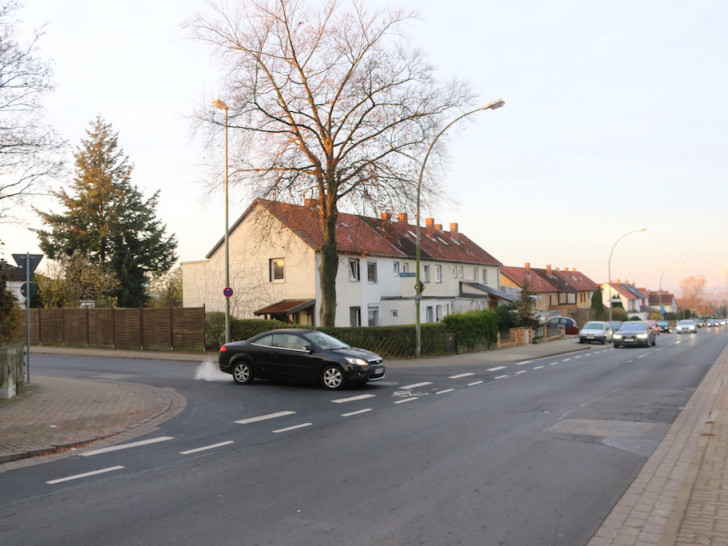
[2,0,727,297]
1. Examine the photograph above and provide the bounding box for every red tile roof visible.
[501,265,598,293]
[210,199,501,266]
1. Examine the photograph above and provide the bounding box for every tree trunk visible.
[318,207,339,327]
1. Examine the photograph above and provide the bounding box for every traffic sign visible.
[223,287,234,298]
[20,282,36,299]
[12,253,43,276]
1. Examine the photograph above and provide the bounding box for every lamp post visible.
[607,227,647,322]
[659,260,685,319]
[212,98,231,344]
[415,99,505,358]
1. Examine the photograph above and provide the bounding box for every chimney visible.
[426,218,435,233]
[381,212,392,222]
[525,262,530,272]
[305,198,317,208]
[564,267,570,272]
[397,212,408,224]
[546,264,552,275]
[435,224,443,230]
[450,222,458,235]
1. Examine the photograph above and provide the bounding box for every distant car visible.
[544,316,579,335]
[579,321,613,344]
[613,321,657,348]
[706,319,721,327]
[675,320,698,334]
[694,317,706,328]
[646,320,661,335]
[608,321,623,332]
[657,320,671,333]
[218,329,385,390]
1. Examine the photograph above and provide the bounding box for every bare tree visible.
[187,0,475,326]
[0,1,65,226]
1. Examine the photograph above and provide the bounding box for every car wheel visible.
[613,342,620,348]
[321,365,346,390]
[232,360,254,384]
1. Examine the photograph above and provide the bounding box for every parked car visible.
[676,320,698,334]
[544,316,579,335]
[613,321,657,348]
[657,320,671,333]
[706,319,721,327]
[646,320,661,335]
[579,321,613,344]
[218,329,385,390]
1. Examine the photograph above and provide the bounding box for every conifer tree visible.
[35,117,177,307]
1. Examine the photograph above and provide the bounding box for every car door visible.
[270,333,319,380]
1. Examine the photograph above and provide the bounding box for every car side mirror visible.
[304,345,316,354]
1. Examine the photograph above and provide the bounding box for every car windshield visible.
[678,320,695,325]
[302,331,350,350]
[582,322,604,330]
[620,322,647,331]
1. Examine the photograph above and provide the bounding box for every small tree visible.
[516,280,538,328]
[0,267,21,343]
[590,286,607,320]
[147,266,183,307]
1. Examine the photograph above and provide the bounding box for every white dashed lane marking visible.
[235,411,296,425]
[395,398,418,404]
[449,373,475,379]
[331,394,376,404]
[180,441,234,455]
[47,466,124,485]
[81,437,174,457]
[341,409,372,417]
[401,382,433,390]
[487,366,506,372]
[273,423,312,434]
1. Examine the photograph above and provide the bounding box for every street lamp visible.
[415,99,505,357]
[659,260,685,319]
[212,98,231,344]
[607,227,647,322]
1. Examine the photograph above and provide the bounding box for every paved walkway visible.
[1,338,727,544]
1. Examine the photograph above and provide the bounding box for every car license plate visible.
[624,336,635,343]
[586,335,594,339]
[373,368,384,376]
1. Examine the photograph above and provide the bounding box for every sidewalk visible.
[1,338,727,544]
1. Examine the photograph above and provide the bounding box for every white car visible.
[676,320,698,334]
[579,321,613,344]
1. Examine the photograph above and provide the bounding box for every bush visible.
[0,279,22,344]
[204,313,291,351]
[442,309,498,353]
[321,323,446,358]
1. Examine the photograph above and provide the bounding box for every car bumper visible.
[349,364,386,382]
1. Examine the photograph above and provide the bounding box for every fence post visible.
[85,307,90,347]
[111,307,116,349]
[169,307,174,351]
[139,308,144,350]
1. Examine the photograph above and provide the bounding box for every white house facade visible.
[182,199,507,328]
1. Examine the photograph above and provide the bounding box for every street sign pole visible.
[13,252,43,384]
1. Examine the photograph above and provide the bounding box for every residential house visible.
[647,290,678,317]
[182,198,509,328]
[500,263,598,320]
[0,261,25,308]
[601,281,650,319]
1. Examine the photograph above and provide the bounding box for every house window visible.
[349,258,360,281]
[425,306,434,323]
[393,262,400,276]
[350,307,361,327]
[402,262,409,274]
[452,266,457,278]
[269,258,285,282]
[423,265,430,283]
[436,305,442,322]
[368,304,379,326]
[435,265,442,283]
[391,309,398,318]
[473,267,478,281]
[367,261,377,283]
[482,269,488,285]
[458,266,463,278]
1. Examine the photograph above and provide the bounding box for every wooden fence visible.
[20,307,205,352]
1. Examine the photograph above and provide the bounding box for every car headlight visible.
[613,334,622,340]
[637,333,648,339]
[345,357,369,367]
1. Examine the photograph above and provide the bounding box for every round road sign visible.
[223,287,234,298]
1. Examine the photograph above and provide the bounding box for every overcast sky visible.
[3,0,726,296]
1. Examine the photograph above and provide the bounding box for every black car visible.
[218,329,385,390]
[613,321,657,348]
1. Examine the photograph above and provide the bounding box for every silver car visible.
[579,321,613,344]
[676,320,698,334]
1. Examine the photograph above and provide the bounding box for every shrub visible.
[442,309,498,353]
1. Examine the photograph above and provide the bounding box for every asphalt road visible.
[2,329,726,545]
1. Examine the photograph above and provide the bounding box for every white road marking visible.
[236,411,296,425]
[467,381,484,386]
[331,394,376,404]
[487,366,506,372]
[273,423,312,433]
[494,375,509,380]
[516,360,532,366]
[516,370,527,375]
[401,382,432,390]
[449,373,475,379]
[549,361,559,366]
[394,397,418,404]
[534,365,544,370]
[563,358,572,362]
[436,389,455,395]
[47,466,124,485]
[81,437,174,457]
[180,441,234,455]
[341,409,372,417]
